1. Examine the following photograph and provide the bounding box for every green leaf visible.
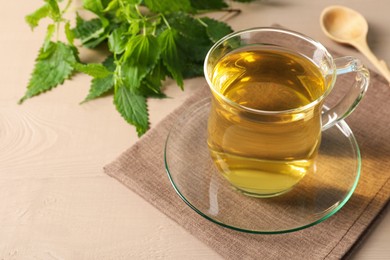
[83,0,104,14]
[102,55,117,72]
[189,0,228,10]
[37,40,57,60]
[141,60,168,97]
[103,0,119,12]
[200,17,233,42]
[46,0,61,22]
[83,0,111,28]
[65,21,75,45]
[162,13,215,79]
[167,13,212,62]
[22,0,256,136]
[84,75,114,101]
[73,13,106,48]
[114,85,149,136]
[73,62,112,78]
[43,24,56,51]
[108,25,128,54]
[122,34,160,89]
[20,41,78,103]
[158,28,183,89]
[144,0,193,13]
[125,0,142,5]
[83,56,116,102]
[25,4,50,29]
[101,0,113,7]
[181,61,204,79]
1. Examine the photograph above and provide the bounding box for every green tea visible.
[207,46,326,197]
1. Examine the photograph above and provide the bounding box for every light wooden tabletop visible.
[1,0,389,258]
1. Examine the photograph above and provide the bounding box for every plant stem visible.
[217,8,242,22]
[160,14,171,29]
[62,0,73,15]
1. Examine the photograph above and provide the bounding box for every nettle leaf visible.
[165,12,213,78]
[73,62,112,78]
[73,13,106,48]
[83,0,104,14]
[113,34,161,135]
[103,0,119,12]
[83,0,110,28]
[122,34,160,89]
[127,0,142,5]
[144,0,193,13]
[108,25,128,54]
[141,60,168,98]
[114,85,149,136]
[46,0,61,22]
[167,13,212,62]
[158,28,183,89]
[181,61,204,79]
[189,0,228,10]
[20,41,78,103]
[83,56,116,102]
[22,0,255,136]
[65,21,75,46]
[201,17,233,43]
[43,24,56,51]
[25,4,50,29]
[83,57,116,102]
[107,0,141,11]
[101,0,113,7]
[84,76,114,102]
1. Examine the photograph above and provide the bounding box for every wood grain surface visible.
[1,0,389,259]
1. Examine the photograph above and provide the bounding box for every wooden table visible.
[1,0,389,258]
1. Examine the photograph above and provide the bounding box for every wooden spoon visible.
[320,5,390,84]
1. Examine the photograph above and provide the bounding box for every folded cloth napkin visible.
[104,50,390,259]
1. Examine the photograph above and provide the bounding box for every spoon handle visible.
[354,39,390,84]
[379,60,390,71]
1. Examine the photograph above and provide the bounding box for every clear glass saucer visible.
[164,97,361,234]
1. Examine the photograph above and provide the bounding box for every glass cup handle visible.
[321,56,370,131]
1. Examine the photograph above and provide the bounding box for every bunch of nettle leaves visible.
[21,0,254,136]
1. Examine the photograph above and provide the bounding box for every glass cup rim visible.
[204,27,337,115]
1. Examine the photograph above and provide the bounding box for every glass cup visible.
[204,27,369,198]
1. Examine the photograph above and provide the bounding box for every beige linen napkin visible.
[104,56,390,258]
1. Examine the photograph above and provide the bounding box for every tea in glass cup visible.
[204,28,369,197]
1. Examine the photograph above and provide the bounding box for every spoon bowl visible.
[321,6,368,45]
[320,5,390,84]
